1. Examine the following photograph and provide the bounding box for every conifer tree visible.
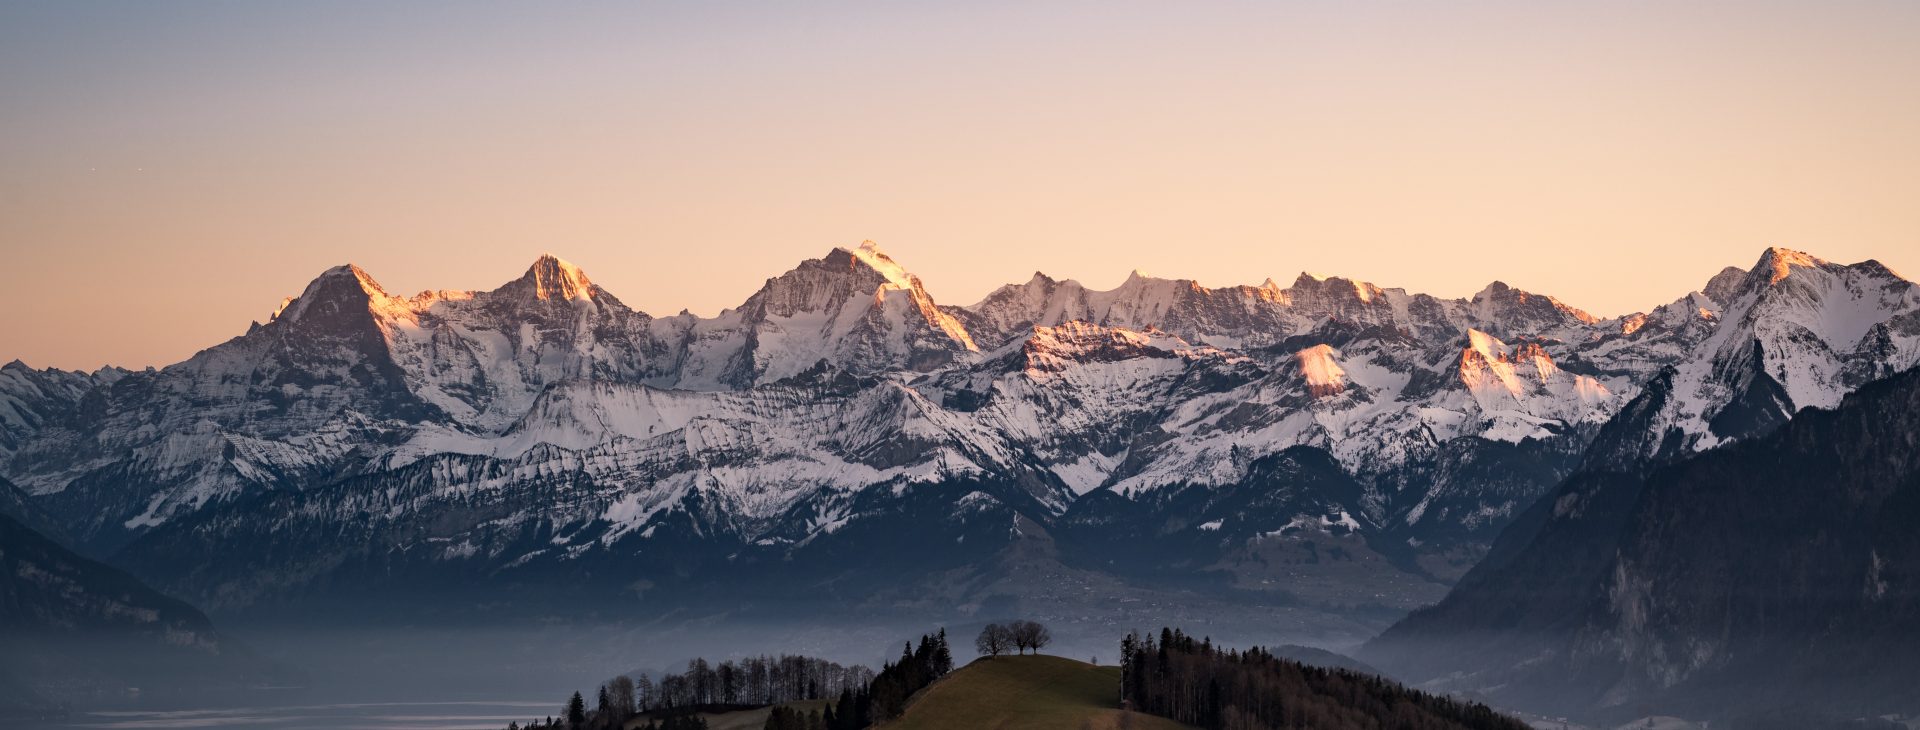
[565,691,586,728]
[933,628,953,675]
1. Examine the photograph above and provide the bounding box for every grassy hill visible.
[886,654,1189,730]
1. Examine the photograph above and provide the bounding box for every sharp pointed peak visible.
[1753,246,1826,280]
[272,263,397,324]
[1472,281,1513,299]
[529,251,580,268]
[318,262,369,279]
[826,240,915,288]
[509,253,594,302]
[827,239,885,256]
[1755,245,1821,265]
[310,263,389,295]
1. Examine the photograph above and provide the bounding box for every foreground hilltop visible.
[889,655,1185,730]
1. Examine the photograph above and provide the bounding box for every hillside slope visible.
[1365,367,1920,723]
[0,511,276,715]
[888,655,1187,730]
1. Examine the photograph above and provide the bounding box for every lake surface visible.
[37,701,559,730]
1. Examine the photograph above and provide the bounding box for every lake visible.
[34,701,560,730]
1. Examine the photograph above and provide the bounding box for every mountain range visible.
[3,244,1916,649]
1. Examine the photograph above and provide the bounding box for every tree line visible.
[501,625,986,730]
[505,652,873,730]
[764,627,960,729]
[631,654,874,709]
[1119,627,1530,730]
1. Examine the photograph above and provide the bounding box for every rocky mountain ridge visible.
[2,244,1913,633]
[1363,367,1920,724]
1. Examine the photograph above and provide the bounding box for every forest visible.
[506,623,1529,730]
[1120,628,1529,730]
[504,627,958,730]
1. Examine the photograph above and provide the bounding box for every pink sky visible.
[2,2,1916,370]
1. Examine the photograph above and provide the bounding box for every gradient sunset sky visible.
[3,1,1916,370]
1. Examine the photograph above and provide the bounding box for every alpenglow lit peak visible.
[1756,246,1826,286]
[841,240,978,352]
[1294,344,1348,398]
[517,254,595,302]
[844,240,915,290]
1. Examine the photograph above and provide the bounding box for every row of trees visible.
[1119,628,1529,730]
[760,688,869,730]
[506,629,964,730]
[974,620,1051,657]
[637,654,875,710]
[761,628,958,729]
[508,652,873,730]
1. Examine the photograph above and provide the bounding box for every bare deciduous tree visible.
[604,675,635,725]
[1009,620,1051,655]
[976,623,1012,657]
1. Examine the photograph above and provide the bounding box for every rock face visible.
[2,245,1915,635]
[1363,368,1920,723]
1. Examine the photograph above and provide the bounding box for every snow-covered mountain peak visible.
[1702,266,1748,306]
[313,263,385,295]
[1470,280,1597,328]
[274,263,415,325]
[14,243,1920,619]
[1293,344,1348,398]
[1595,248,1920,462]
[1750,246,1828,287]
[503,254,596,303]
[1723,249,1915,351]
[667,245,979,388]
[837,240,915,290]
[1285,271,1386,305]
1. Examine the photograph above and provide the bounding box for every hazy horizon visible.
[4,1,1916,370]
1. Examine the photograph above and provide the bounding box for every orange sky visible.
[2,1,1916,370]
